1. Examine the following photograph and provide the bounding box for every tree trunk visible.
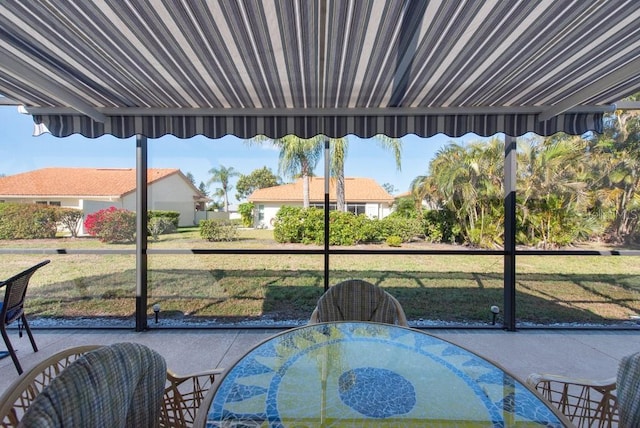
[303,174,310,208]
[336,174,345,211]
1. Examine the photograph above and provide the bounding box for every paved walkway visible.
[1,327,638,398]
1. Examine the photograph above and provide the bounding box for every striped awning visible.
[2,0,640,139]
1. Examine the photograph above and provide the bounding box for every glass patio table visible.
[204,322,569,427]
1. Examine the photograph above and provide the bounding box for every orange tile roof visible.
[248,177,394,203]
[0,167,180,197]
[394,191,412,199]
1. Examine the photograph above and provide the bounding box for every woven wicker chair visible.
[0,345,99,427]
[0,344,223,428]
[0,260,50,374]
[309,279,408,326]
[18,342,167,427]
[527,351,640,427]
[526,372,618,427]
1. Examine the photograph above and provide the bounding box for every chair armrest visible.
[308,308,319,324]
[161,368,224,428]
[526,373,618,427]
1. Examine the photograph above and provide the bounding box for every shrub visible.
[57,208,83,238]
[238,202,254,227]
[393,197,419,219]
[274,206,448,246]
[84,207,136,243]
[148,217,176,241]
[200,219,238,241]
[329,211,384,245]
[379,214,423,242]
[422,209,459,244]
[328,210,356,246]
[385,235,402,247]
[0,203,58,239]
[148,210,179,229]
[273,206,306,243]
[274,207,403,246]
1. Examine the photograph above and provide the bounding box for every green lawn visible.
[0,229,638,326]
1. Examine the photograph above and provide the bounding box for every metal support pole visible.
[135,135,149,332]
[324,137,330,292]
[503,135,517,331]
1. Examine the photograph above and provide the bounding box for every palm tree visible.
[329,135,402,211]
[278,136,324,208]
[248,135,400,210]
[517,136,589,247]
[416,138,504,247]
[247,135,324,208]
[207,164,240,212]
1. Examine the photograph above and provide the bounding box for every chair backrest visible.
[617,351,640,427]
[1,260,50,324]
[311,279,408,326]
[0,345,101,426]
[19,342,167,428]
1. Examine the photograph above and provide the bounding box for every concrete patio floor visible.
[1,326,638,398]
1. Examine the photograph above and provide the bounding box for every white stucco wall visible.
[253,203,294,228]
[121,174,198,226]
[379,204,393,218]
[0,197,82,209]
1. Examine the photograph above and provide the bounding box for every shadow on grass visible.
[24,268,640,327]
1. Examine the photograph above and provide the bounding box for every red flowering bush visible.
[84,207,136,243]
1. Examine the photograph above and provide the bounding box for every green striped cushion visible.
[19,342,166,428]
[618,351,640,427]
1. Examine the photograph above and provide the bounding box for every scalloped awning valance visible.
[2,0,640,139]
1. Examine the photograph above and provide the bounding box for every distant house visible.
[248,177,394,228]
[0,167,208,233]
[394,191,412,200]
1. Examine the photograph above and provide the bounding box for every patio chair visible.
[309,279,408,326]
[19,342,167,427]
[0,343,223,428]
[526,372,618,427]
[527,351,640,427]
[0,260,50,375]
[0,345,100,426]
[528,351,640,428]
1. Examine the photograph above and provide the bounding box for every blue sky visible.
[0,106,484,202]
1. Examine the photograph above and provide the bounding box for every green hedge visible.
[200,219,238,241]
[272,206,424,245]
[148,210,180,229]
[0,203,59,239]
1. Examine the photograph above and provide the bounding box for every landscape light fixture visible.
[490,305,500,325]
[152,303,160,324]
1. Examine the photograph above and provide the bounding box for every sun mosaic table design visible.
[207,322,565,427]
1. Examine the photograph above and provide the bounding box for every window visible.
[258,205,265,221]
[49,201,61,206]
[310,203,337,210]
[346,204,366,215]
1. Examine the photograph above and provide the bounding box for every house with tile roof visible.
[0,167,208,234]
[248,177,394,228]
